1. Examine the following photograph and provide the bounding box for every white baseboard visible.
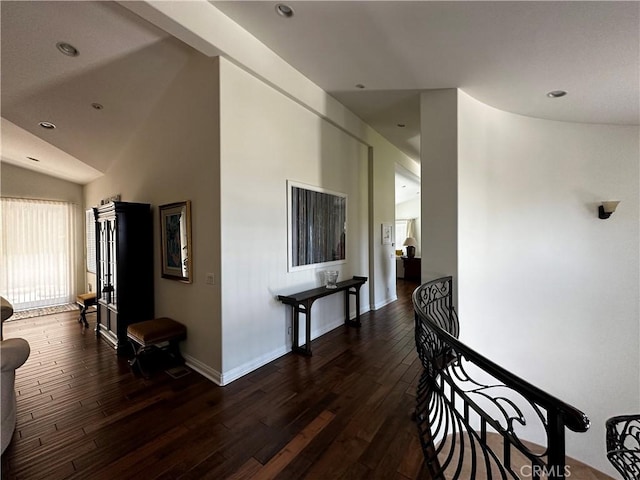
[183,354,222,385]
[310,319,343,339]
[373,295,397,310]
[218,345,289,386]
[309,307,370,338]
[184,308,372,387]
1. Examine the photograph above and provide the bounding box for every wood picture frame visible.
[159,201,192,283]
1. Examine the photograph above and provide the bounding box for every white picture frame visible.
[382,223,393,245]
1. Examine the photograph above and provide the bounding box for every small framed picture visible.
[382,223,393,245]
[159,201,192,283]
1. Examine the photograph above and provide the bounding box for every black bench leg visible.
[128,340,150,378]
[169,340,185,364]
[127,339,185,378]
[79,306,89,328]
[80,306,89,328]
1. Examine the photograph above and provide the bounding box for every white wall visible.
[457,90,640,475]
[218,58,370,382]
[1,163,83,204]
[421,89,459,288]
[84,54,222,378]
[1,163,85,297]
[369,140,400,308]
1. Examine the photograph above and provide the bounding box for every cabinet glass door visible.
[107,219,117,307]
[98,220,109,301]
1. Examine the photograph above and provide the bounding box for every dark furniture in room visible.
[278,276,367,356]
[76,292,96,328]
[94,202,154,355]
[127,317,186,377]
[402,256,421,281]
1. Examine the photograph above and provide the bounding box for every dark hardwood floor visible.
[2,280,430,480]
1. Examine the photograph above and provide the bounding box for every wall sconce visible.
[403,237,417,258]
[598,201,620,219]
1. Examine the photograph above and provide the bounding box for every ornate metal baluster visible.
[412,277,590,479]
[606,415,640,479]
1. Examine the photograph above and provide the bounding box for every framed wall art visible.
[287,180,347,272]
[382,223,393,245]
[159,201,192,283]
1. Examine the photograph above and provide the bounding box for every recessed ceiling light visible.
[56,41,79,57]
[397,123,406,128]
[27,156,40,162]
[402,185,407,188]
[355,84,366,89]
[275,4,294,18]
[39,121,56,129]
[547,90,567,98]
[91,103,104,110]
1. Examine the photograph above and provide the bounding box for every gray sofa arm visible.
[1,338,30,372]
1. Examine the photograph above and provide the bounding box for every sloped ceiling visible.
[0,1,212,184]
[213,0,639,162]
[1,1,638,184]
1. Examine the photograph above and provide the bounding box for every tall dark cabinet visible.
[94,202,154,354]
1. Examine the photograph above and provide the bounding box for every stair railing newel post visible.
[547,409,567,480]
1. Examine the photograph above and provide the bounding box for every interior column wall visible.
[369,139,401,309]
[420,89,459,288]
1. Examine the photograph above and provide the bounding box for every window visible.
[1,198,77,310]
[86,209,96,274]
[395,220,408,249]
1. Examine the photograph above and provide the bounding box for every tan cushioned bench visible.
[127,317,186,346]
[76,292,97,328]
[76,292,96,305]
[127,318,186,377]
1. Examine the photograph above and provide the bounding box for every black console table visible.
[278,276,367,356]
[402,257,421,282]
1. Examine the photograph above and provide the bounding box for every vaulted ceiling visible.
[1,1,638,184]
[0,1,214,183]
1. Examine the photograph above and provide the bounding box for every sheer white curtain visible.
[395,219,408,248]
[1,198,77,310]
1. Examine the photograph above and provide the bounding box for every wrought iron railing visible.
[412,277,590,479]
[606,414,640,479]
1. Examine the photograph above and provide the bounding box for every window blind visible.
[1,198,77,310]
[86,209,96,274]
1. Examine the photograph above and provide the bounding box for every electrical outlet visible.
[205,273,215,285]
